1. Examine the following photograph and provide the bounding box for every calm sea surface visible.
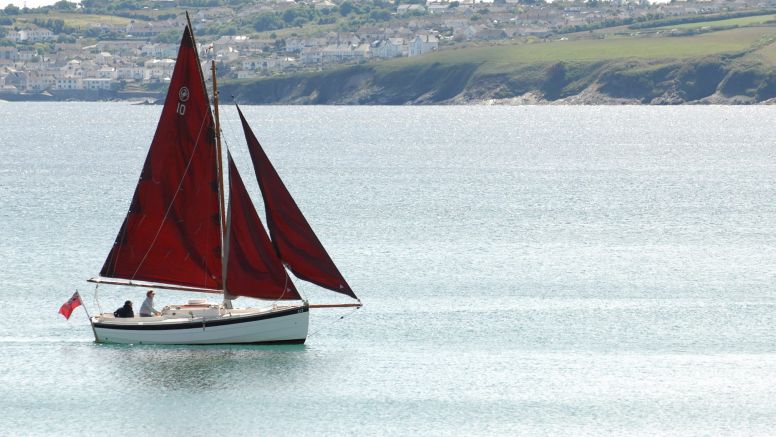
[2,103,776,435]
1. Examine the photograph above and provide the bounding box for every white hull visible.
[91,303,309,345]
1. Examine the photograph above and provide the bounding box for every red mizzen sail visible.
[225,155,300,300]
[100,26,223,291]
[236,106,357,299]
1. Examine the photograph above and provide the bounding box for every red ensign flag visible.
[59,291,82,320]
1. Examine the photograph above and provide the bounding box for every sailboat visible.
[86,19,360,345]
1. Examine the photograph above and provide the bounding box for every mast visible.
[211,60,231,307]
[211,60,226,239]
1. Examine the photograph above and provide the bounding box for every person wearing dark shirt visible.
[113,301,134,318]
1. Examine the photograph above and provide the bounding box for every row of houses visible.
[1,67,113,92]
[0,28,441,91]
[236,34,439,77]
[297,34,439,63]
[0,54,179,93]
[3,28,56,43]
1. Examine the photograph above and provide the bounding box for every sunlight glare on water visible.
[1,103,776,435]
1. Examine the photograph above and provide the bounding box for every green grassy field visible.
[653,14,776,30]
[14,13,136,28]
[374,26,776,76]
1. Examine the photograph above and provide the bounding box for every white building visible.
[144,59,175,81]
[6,28,55,43]
[321,44,370,63]
[96,66,116,79]
[94,52,114,65]
[55,77,83,90]
[116,66,145,81]
[300,47,322,65]
[26,72,56,91]
[141,43,178,58]
[17,49,37,62]
[83,78,112,90]
[409,35,439,56]
[372,38,407,58]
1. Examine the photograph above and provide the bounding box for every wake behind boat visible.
[80,15,360,345]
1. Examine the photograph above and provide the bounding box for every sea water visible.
[1,103,776,435]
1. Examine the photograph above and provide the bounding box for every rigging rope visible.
[93,283,102,315]
[306,305,362,339]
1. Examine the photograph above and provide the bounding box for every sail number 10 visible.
[175,86,191,115]
[177,87,190,116]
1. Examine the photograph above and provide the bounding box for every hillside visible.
[221,26,776,105]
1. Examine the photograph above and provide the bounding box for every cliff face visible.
[221,63,481,105]
[219,56,776,105]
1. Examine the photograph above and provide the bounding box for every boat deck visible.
[94,302,305,327]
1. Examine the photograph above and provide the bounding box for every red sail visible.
[225,155,300,300]
[237,106,357,299]
[100,27,223,291]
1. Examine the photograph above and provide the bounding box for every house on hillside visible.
[372,38,407,58]
[83,78,112,90]
[428,3,452,14]
[300,47,323,65]
[321,43,370,63]
[96,66,116,79]
[314,0,336,10]
[0,47,18,63]
[95,40,145,57]
[357,26,385,41]
[409,34,438,56]
[24,70,55,92]
[94,52,115,65]
[144,58,175,81]
[1,68,26,92]
[125,22,166,38]
[141,43,178,58]
[116,65,145,81]
[6,28,55,43]
[55,77,83,90]
[286,38,306,53]
[16,48,37,62]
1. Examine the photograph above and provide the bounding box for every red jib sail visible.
[225,155,300,300]
[100,26,223,290]
[237,106,357,299]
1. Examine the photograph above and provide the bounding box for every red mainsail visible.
[237,106,357,299]
[225,155,300,300]
[100,27,223,290]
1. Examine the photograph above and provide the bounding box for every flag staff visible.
[76,290,99,340]
[77,290,91,319]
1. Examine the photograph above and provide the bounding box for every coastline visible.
[0,89,161,103]
[2,89,773,105]
[3,82,775,105]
